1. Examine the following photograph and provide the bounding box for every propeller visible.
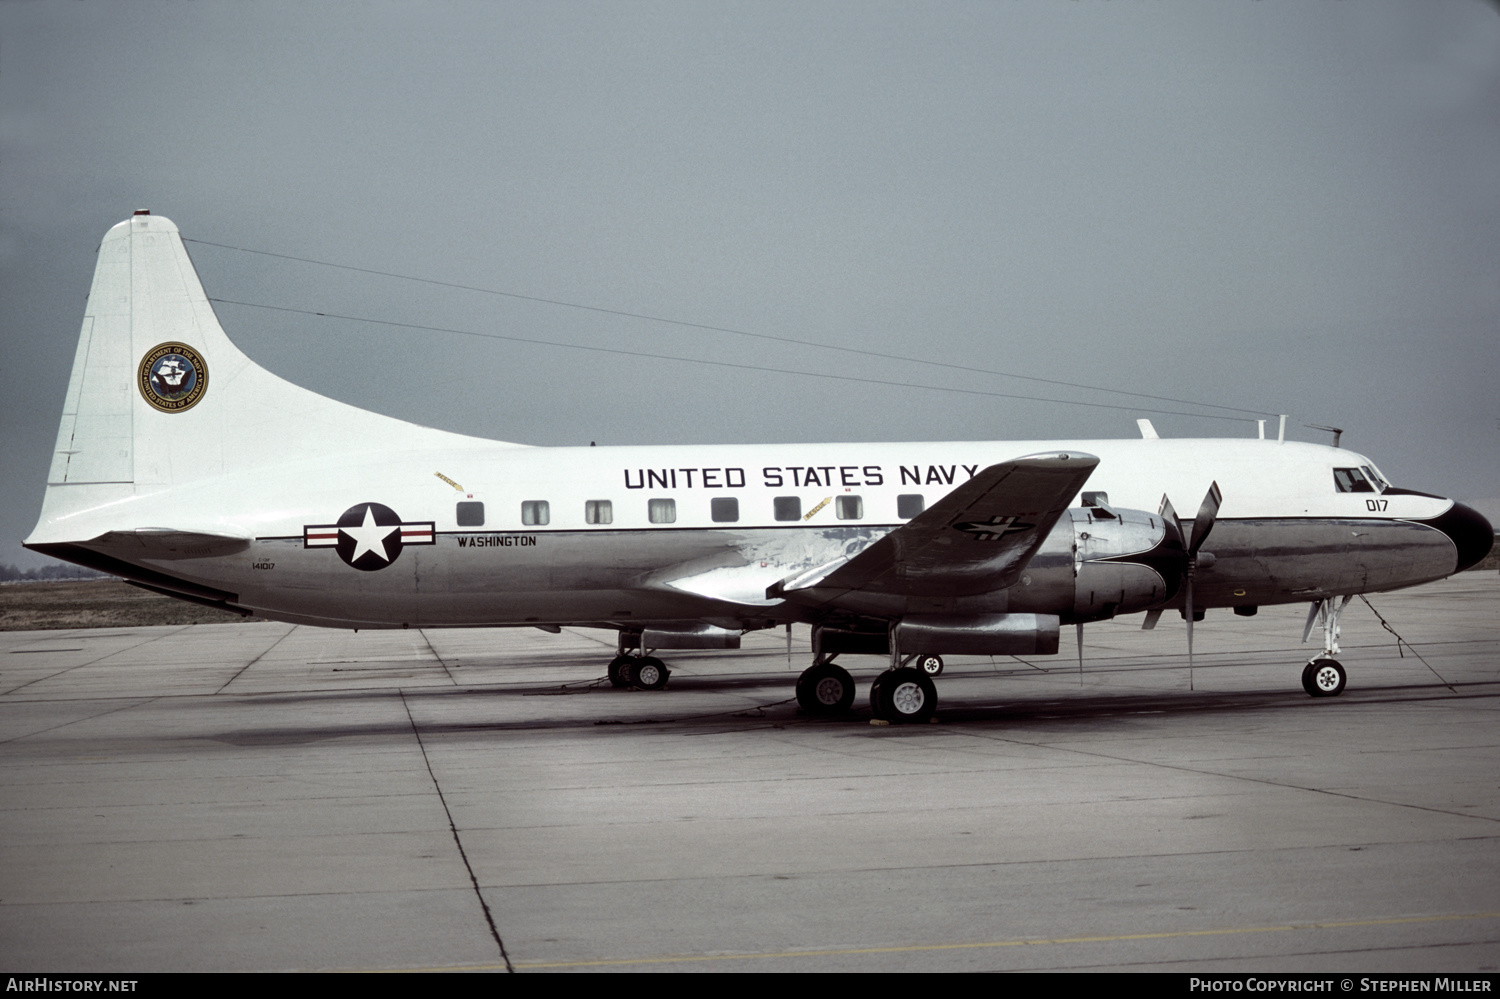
[1159,481,1222,690]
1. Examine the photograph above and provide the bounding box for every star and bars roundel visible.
[304,503,435,571]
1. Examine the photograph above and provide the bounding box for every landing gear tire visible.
[632,656,670,691]
[795,663,856,715]
[916,654,944,677]
[870,667,937,724]
[607,655,634,688]
[1302,658,1346,698]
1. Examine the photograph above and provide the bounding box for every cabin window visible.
[585,500,612,525]
[1333,468,1374,494]
[836,495,863,520]
[711,497,739,523]
[456,501,485,527]
[521,500,550,526]
[774,496,801,521]
[648,498,676,524]
[897,494,925,518]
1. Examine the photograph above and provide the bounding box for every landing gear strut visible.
[1301,595,1351,698]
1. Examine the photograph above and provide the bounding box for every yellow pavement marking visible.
[372,909,1500,972]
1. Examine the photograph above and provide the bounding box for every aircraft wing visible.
[769,451,1097,605]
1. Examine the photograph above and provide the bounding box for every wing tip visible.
[1013,450,1100,469]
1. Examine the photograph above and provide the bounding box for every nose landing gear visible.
[1301,595,1352,698]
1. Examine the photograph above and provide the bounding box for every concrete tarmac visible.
[1,574,1497,972]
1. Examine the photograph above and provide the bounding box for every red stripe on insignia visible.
[304,527,340,548]
[400,523,435,544]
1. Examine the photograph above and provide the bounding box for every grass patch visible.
[0,579,265,631]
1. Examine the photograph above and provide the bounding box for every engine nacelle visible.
[815,615,1061,656]
[641,623,742,649]
[895,613,1060,656]
[1068,505,1184,621]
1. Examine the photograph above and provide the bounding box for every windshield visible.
[1333,467,1376,493]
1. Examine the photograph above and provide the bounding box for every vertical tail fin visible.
[29,212,518,546]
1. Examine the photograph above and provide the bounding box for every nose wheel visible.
[1302,658,1346,697]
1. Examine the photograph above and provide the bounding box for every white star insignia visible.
[341,505,397,563]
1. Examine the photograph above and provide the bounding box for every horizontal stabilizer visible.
[85,528,251,560]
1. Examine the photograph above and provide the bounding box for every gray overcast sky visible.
[2,1,1497,567]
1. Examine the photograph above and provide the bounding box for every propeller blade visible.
[1162,485,1220,693]
[1142,608,1162,630]
[1185,572,1195,691]
[1075,622,1084,687]
[1158,494,1180,535]
[1188,481,1222,555]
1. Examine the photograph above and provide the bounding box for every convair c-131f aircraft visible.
[26,213,1493,722]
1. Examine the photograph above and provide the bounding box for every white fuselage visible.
[34,436,1463,630]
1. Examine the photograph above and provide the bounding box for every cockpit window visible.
[1333,467,1375,493]
[1361,465,1389,491]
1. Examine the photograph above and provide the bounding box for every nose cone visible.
[1429,501,1494,573]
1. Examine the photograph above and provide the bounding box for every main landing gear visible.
[606,654,670,690]
[608,634,670,691]
[1300,595,1352,698]
[869,667,937,723]
[794,654,940,723]
[795,659,857,714]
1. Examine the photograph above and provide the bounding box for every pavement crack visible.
[215,625,298,693]
[417,629,458,684]
[1,626,194,697]
[0,695,160,746]
[400,689,514,972]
